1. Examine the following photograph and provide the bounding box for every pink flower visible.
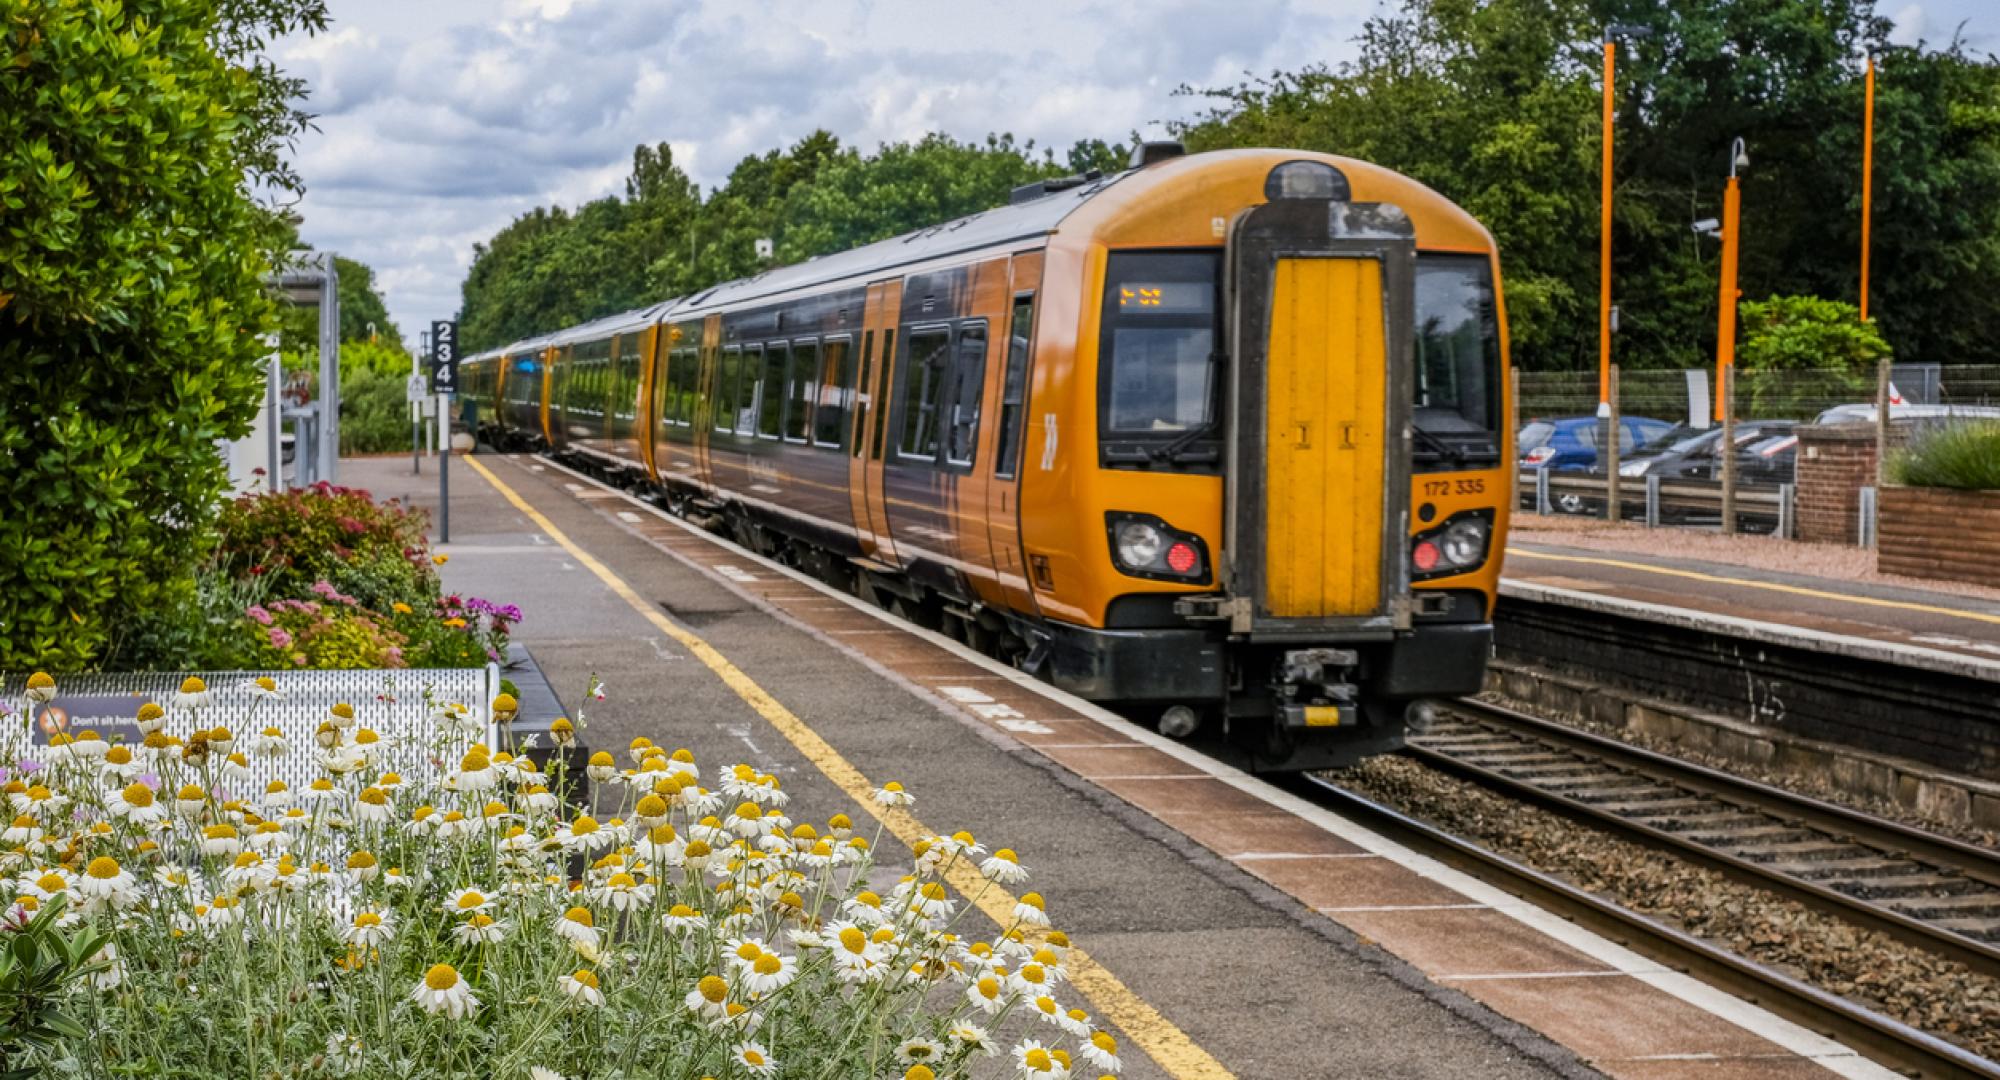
[268,627,293,649]
[311,581,337,598]
[246,605,273,626]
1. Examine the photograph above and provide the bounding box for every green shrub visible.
[215,483,431,602]
[242,594,408,669]
[1889,422,2000,491]
[0,898,108,1079]
[340,365,419,455]
[0,0,327,671]
[1734,296,1892,418]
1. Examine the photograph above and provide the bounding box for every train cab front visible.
[1038,153,1510,774]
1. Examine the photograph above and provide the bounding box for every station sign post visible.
[430,320,458,543]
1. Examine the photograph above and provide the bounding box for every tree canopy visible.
[459,134,1123,352]
[0,0,328,669]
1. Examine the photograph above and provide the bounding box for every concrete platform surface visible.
[1503,541,2000,678]
[334,453,1892,1079]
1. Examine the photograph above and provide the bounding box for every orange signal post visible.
[1860,54,1876,323]
[1598,24,1652,418]
[1598,39,1617,418]
[1715,138,1746,423]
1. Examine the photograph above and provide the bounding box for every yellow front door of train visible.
[1263,256,1388,619]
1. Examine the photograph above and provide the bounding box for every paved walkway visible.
[1503,538,2000,673]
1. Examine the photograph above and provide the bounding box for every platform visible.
[339,453,1897,1079]
[1502,537,2000,680]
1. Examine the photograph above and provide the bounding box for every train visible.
[460,143,1512,772]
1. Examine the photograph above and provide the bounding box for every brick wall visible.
[1795,421,1914,545]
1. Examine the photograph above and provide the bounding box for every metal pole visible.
[1720,365,1737,536]
[1874,358,1892,485]
[318,252,340,484]
[1778,482,1796,540]
[1861,54,1876,323]
[1715,140,1744,423]
[439,392,451,544]
[1599,39,1617,420]
[1606,364,1622,522]
[1645,473,1661,528]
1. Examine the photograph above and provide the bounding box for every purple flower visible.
[247,605,273,626]
[311,581,338,598]
[136,773,158,790]
[16,760,41,775]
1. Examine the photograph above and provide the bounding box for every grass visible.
[1889,421,2000,491]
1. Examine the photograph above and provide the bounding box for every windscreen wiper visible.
[1148,349,1228,464]
[1410,424,1468,466]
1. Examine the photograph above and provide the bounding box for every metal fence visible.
[0,667,499,797]
[1514,362,2000,539]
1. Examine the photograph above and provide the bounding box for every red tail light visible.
[1165,542,1199,575]
[1413,540,1441,572]
[1522,446,1555,465]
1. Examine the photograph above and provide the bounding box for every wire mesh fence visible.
[1514,363,2000,539]
[0,667,500,798]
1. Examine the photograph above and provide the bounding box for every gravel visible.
[1331,755,2000,1061]
[1470,692,2000,851]
[1510,512,2000,603]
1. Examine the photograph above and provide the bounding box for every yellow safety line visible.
[464,455,1233,1080]
[1505,547,2000,629]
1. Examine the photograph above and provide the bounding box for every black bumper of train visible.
[1040,596,1492,705]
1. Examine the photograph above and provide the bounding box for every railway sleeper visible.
[1628,810,1767,831]
[1883,892,2000,918]
[1767,856,1910,880]
[1931,916,2000,940]
[1818,872,1982,898]
[1589,797,1714,815]
[1680,824,1820,846]
[1726,839,1868,863]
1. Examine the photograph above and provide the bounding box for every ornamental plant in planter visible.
[1880,423,2000,589]
[0,674,1125,1079]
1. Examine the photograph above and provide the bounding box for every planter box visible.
[1878,485,2000,588]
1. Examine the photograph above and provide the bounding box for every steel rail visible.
[1299,775,2000,1080]
[1410,698,2000,980]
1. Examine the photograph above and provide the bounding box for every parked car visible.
[1814,403,2000,424]
[1611,421,1799,485]
[1517,415,1674,472]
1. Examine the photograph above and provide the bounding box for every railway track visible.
[1404,700,2000,982]
[1301,775,2000,1079]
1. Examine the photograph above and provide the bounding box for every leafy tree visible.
[334,255,400,345]
[1178,0,2000,374]
[0,0,327,670]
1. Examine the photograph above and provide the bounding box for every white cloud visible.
[274,0,1384,343]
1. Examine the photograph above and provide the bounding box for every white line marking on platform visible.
[713,565,757,583]
[617,511,643,523]
[564,482,584,492]
[536,455,1900,1080]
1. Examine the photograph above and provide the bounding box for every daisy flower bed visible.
[0,672,1125,1079]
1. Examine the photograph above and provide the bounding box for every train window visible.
[898,328,951,460]
[1099,251,1219,442]
[816,337,850,448]
[716,347,741,433]
[1413,255,1502,439]
[945,323,987,467]
[673,348,699,426]
[757,344,786,438]
[995,293,1036,479]
[785,340,818,442]
[850,332,874,458]
[733,345,761,435]
[872,329,895,461]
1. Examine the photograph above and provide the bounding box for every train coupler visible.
[1276,648,1360,730]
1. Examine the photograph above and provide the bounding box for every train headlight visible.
[1106,513,1211,583]
[1441,518,1488,567]
[1411,510,1494,580]
[1115,521,1164,568]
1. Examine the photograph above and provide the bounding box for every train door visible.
[850,280,901,566]
[1225,198,1413,631]
[693,316,721,495]
[982,252,1043,615]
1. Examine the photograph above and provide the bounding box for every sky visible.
[273,0,2000,347]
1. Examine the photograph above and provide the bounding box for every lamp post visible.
[1860,53,1876,323]
[1598,23,1653,418]
[1715,138,1748,423]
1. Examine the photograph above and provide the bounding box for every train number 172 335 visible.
[1422,478,1486,497]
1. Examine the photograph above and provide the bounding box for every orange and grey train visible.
[461,144,1511,772]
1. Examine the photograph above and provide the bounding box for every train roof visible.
[661,168,1128,317]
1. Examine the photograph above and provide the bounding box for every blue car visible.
[1517,415,1673,472]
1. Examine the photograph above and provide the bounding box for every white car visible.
[1813,403,2000,424]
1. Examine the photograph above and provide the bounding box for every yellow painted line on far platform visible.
[464,455,1233,1080]
[1505,547,2000,628]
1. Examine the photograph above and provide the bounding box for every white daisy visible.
[1079,1030,1122,1072]
[947,1022,996,1056]
[451,913,507,946]
[442,887,494,916]
[244,676,286,702]
[730,1042,777,1077]
[410,963,478,1019]
[199,824,241,857]
[980,847,1030,885]
[73,856,137,909]
[1012,892,1051,927]
[558,969,604,1008]
[341,908,396,948]
[593,872,654,912]
[871,781,914,807]
[895,1037,942,1066]
[1012,1040,1070,1079]
[552,906,601,949]
[738,951,797,996]
[171,677,210,710]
